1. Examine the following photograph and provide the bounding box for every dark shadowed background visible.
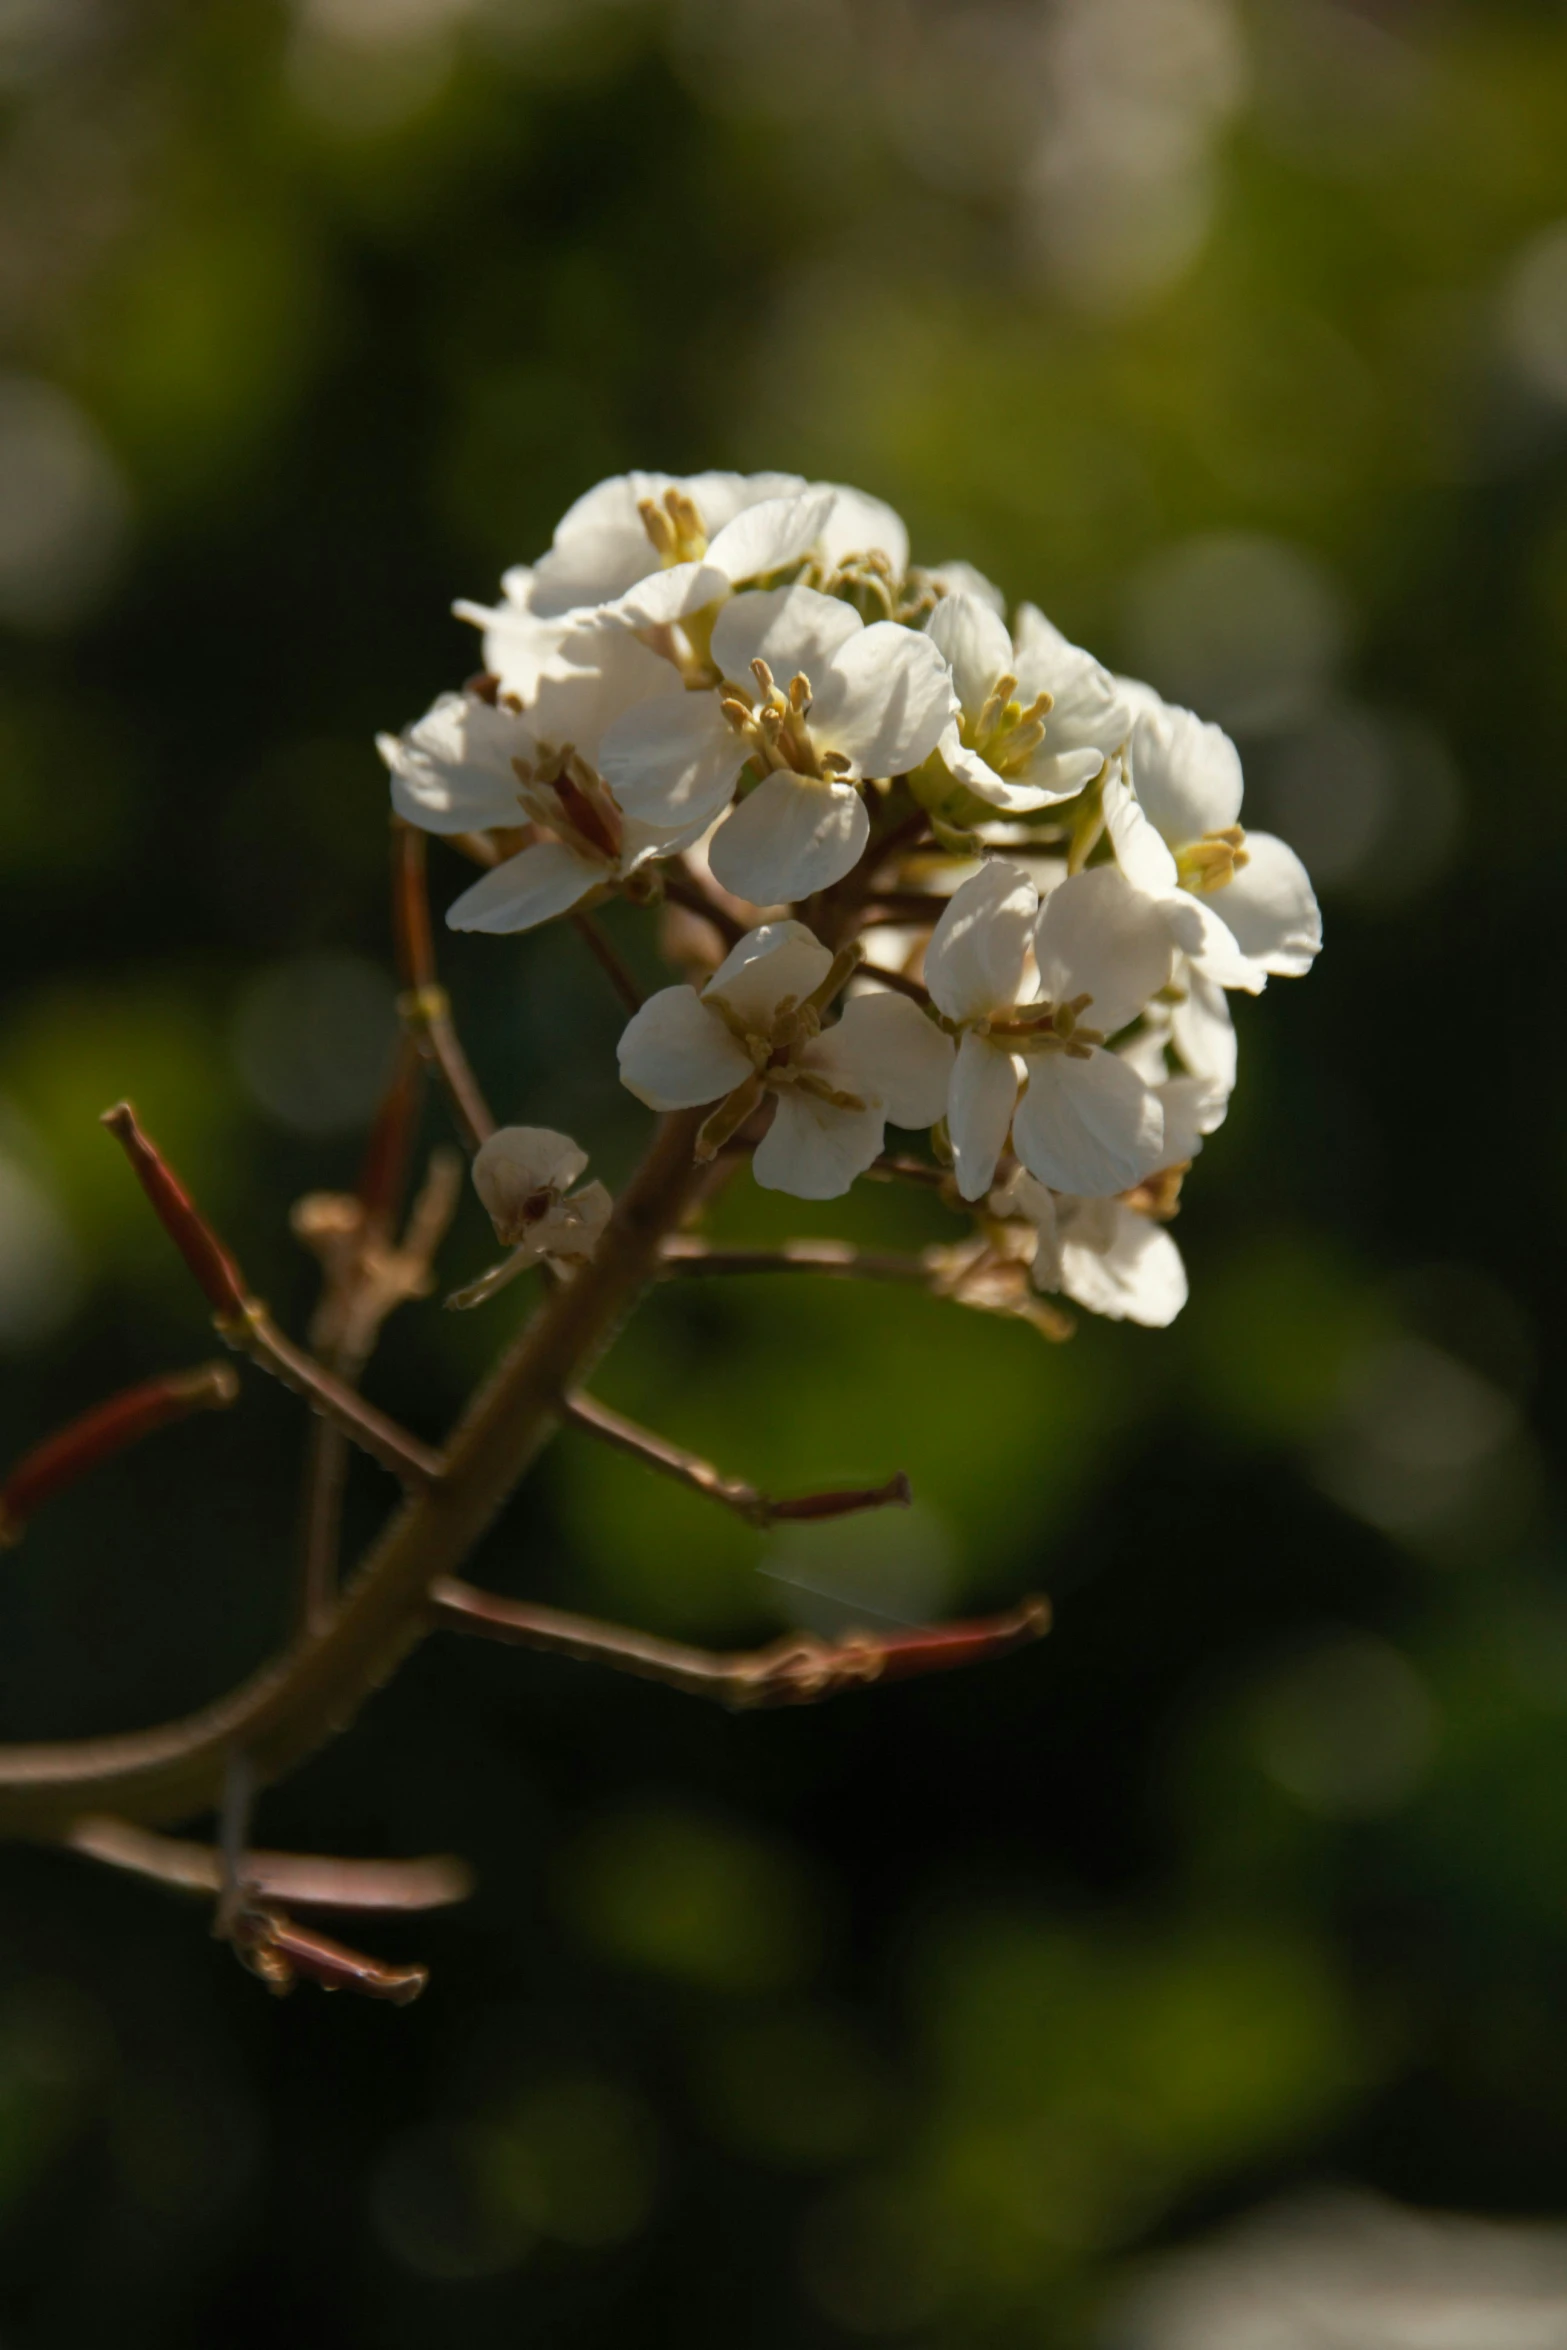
[1,1,1566,2343]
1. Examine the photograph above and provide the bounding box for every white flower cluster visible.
[381,470,1321,1330]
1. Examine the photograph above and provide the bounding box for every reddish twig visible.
[231,1902,429,2003]
[561,1390,910,1529]
[102,1101,443,1490]
[0,1363,239,1546]
[430,1579,1050,1709]
[391,823,496,1152]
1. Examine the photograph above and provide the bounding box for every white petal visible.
[1012,1048,1165,1197]
[1060,1206,1187,1327]
[705,919,834,1028]
[708,772,869,903]
[705,488,836,585]
[1034,864,1176,1035]
[452,586,577,700]
[1012,605,1135,760]
[711,584,862,685]
[617,987,752,1110]
[611,558,729,628]
[924,592,1013,719]
[379,693,527,834]
[446,840,597,934]
[525,620,682,761]
[598,692,750,828]
[812,623,957,777]
[948,1031,1020,1200]
[813,486,909,576]
[1212,831,1322,976]
[473,1126,589,1239]
[530,473,674,616]
[819,992,955,1128]
[1170,892,1269,994]
[536,1180,612,1263]
[1170,965,1238,1090]
[1158,1072,1230,1164]
[1007,745,1107,803]
[1103,762,1180,894]
[1128,697,1244,848]
[752,1089,886,1200]
[938,728,1099,814]
[924,859,1037,1023]
[924,560,1006,612]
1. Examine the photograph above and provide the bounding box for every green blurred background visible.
[0,0,1565,2340]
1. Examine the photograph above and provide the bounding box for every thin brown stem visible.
[391,823,495,1152]
[662,865,746,947]
[429,1579,1049,1709]
[571,909,644,1013]
[0,1363,240,1546]
[853,961,934,1008]
[561,1391,910,1529]
[658,1236,938,1285]
[0,1106,710,1839]
[68,1816,472,1912]
[103,1101,443,1490]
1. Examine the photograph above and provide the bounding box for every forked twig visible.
[430,1579,1050,1708]
[101,1102,443,1489]
[561,1391,911,1529]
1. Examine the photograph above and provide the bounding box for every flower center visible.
[638,487,708,568]
[694,949,867,1159]
[513,742,624,865]
[1175,826,1248,893]
[974,992,1104,1060]
[718,657,859,790]
[960,670,1053,778]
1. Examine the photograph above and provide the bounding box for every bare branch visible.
[67,1816,473,1913]
[561,1391,911,1529]
[659,1235,938,1285]
[570,908,644,1012]
[662,862,746,947]
[0,1106,711,1840]
[391,822,495,1152]
[430,1579,1050,1709]
[0,1362,239,1546]
[103,1101,443,1490]
[852,961,934,1009]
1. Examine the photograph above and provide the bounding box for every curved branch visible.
[0,1107,709,1839]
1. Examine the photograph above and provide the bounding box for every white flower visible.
[923,595,1134,814]
[450,566,583,702]
[465,474,912,647]
[379,623,701,935]
[924,859,1174,1200]
[603,585,957,905]
[616,920,953,1199]
[450,1125,612,1308]
[993,1168,1189,1328]
[515,470,814,621]
[1105,686,1323,987]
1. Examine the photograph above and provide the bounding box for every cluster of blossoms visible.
[381,470,1320,1330]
